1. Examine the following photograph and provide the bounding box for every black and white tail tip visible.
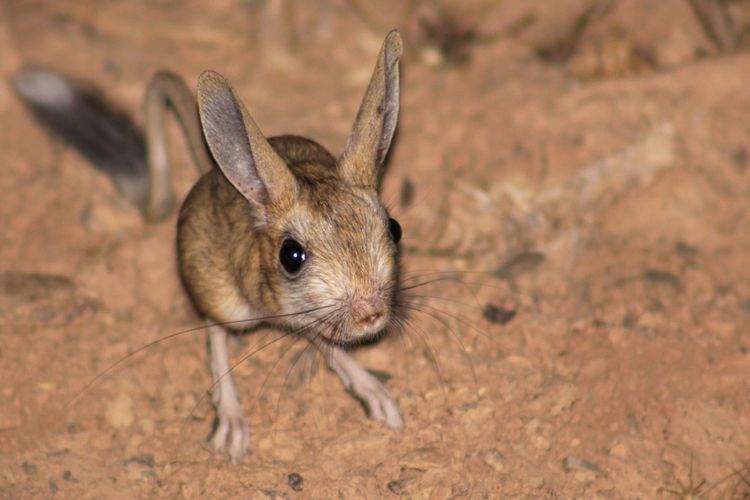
[13,68,149,207]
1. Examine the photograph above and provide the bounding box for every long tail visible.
[12,68,212,222]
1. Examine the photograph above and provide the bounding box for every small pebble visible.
[287,472,304,492]
[573,469,597,484]
[562,455,601,474]
[609,442,630,459]
[482,304,516,325]
[48,478,58,494]
[21,461,37,475]
[125,454,155,468]
[527,474,545,489]
[642,268,681,290]
[732,146,748,171]
[47,448,70,458]
[675,241,698,259]
[482,449,506,472]
[124,455,157,481]
[387,479,404,494]
[494,251,544,280]
[262,490,290,500]
[105,394,134,429]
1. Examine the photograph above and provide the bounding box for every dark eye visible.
[388,218,402,244]
[279,238,307,274]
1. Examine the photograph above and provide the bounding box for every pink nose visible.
[350,296,386,327]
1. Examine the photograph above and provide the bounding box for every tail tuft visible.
[13,68,149,208]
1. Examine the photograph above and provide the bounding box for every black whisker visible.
[273,329,325,425]
[65,304,337,410]
[399,302,480,397]
[400,298,491,340]
[398,313,448,402]
[246,311,341,416]
[399,269,497,282]
[399,276,497,293]
[388,315,419,356]
[186,333,290,428]
[282,331,321,390]
[187,311,340,425]
[401,292,476,309]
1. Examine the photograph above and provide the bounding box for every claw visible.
[327,346,404,430]
[209,406,250,464]
[354,371,404,430]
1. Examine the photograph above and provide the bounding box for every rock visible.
[550,385,577,416]
[123,455,157,481]
[20,462,37,476]
[287,472,303,492]
[482,449,506,473]
[609,441,630,460]
[525,418,551,451]
[387,479,404,494]
[732,147,748,171]
[105,395,134,429]
[562,455,601,474]
[482,304,517,325]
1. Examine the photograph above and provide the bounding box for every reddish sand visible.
[2,1,750,497]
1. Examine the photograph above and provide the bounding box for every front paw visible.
[350,372,404,431]
[209,401,250,464]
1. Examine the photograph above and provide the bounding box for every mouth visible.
[303,290,395,346]
[324,326,388,347]
[319,312,390,347]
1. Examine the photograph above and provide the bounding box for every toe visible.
[210,417,230,453]
[383,400,404,430]
[228,420,250,464]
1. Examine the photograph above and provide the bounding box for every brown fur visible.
[176,135,337,322]
[178,31,404,345]
[177,134,399,341]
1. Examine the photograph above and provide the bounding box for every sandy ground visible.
[2,0,750,498]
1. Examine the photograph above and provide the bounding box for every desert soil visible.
[2,0,750,498]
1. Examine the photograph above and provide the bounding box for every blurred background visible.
[1,0,750,497]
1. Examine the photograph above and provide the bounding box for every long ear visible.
[197,70,297,214]
[339,30,402,187]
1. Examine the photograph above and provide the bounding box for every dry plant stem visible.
[536,0,618,61]
[659,454,750,498]
[347,0,519,63]
[688,0,737,50]
[281,0,300,51]
[532,122,676,217]
[462,122,679,274]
